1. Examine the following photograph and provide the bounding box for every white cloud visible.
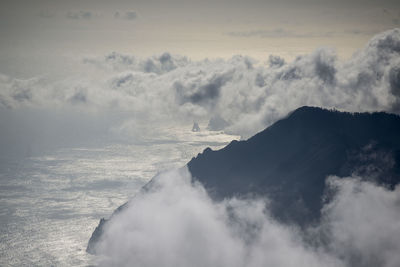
[93,168,400,267]
[94,168,340,267]
[319,176,400,267]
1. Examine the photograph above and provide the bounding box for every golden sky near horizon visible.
[1,0,399,77]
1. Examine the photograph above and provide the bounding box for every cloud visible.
[93,168,400,267]
[114,11,138,20]
[68,87,88,104]
[37,10,137,20]
[207,114,230,131]
[318,176,400,267]
[94,168,340,267]
[78,28,400,136]
[344,29,379,36]
[389,64,400,111]
[66,11,93,20]
[226,28,334,38]
[84,51,189,74]
[268,55,285,68]
[1,29,400,156]
[174,70,234,107]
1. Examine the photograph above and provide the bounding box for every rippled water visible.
[0,130,237,266]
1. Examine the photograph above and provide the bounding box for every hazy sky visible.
[1,0,399,77]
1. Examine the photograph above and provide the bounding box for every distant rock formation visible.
[192,122,200,132]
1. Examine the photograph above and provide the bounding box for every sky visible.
[0,0,400,157]
[1,0,400,77]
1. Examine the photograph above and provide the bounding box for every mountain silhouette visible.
[188,106,400,224]
[87,106,400,253]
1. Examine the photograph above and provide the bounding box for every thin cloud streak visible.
[226,28,335,38]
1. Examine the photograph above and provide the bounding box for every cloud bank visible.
[319,176,400,267]
[1,29,400,156]
[93,168,400,267]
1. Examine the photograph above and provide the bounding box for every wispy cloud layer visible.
[114,11,137,20]
[66,11,93,20]
[36,9,138,21]
[226,28,335,38]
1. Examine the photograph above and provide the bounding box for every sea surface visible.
[0,129,237,266]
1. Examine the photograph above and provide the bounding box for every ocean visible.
[0,129,237,266]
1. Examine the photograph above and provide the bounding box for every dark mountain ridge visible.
[188,106,400,224]
[87,106,400,253]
